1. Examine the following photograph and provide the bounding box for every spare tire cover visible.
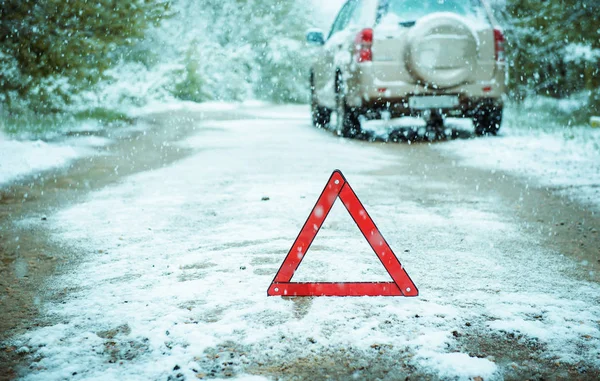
[405,12,479,89]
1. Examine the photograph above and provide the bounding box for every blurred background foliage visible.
[498,0,600,116]
[0,0,171,113]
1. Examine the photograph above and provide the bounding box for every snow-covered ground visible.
[128,100,240,118]
[435,129,600,210]
[11,105,600,380]
[0,101,244,188]
[437,110,600,212]
[0,131,107,187]
[360,105,600,212]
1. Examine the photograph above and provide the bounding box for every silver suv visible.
[307,0,507,137]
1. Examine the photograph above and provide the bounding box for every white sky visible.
[311,0,345,29]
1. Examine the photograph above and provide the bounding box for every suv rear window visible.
[381,0,480,22]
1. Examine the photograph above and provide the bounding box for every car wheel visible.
[474,106,502,136]
[310,73,331,129]
[335,73,361,138]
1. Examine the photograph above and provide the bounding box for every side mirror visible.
[306,29,325,46]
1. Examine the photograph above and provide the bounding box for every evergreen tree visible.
[0,0,171,112]
[503,0,600,109]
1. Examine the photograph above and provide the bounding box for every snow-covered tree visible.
[502,0,599,113]
[160,0,314,103]
[0,0,171,113]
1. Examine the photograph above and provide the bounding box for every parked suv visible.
[307,0,507,137]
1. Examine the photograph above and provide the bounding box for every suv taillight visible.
[354,28,373,63]
[494,29,505,62]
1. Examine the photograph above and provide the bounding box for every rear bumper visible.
[345,62,507,118]
[357,95,503,119]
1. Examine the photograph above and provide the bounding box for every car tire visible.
[474,106,502,136]
[310,73,331,129]
[312,103,332,129]
[335,73,361,138]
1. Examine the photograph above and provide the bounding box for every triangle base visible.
[268,282,417,297]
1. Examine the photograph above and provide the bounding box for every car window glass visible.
[328,2,350,38]
[349,0,377,27]
[328,0,357,38]
[383,0,479,22]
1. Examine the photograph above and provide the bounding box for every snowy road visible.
[4,105,600,380]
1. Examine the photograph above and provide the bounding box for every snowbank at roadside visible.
[359,100,600,212]
[0,99,263,189]
[0,132,100,187]
[128,100,252,118]
[436,114,600,211]
[436,132,600,207]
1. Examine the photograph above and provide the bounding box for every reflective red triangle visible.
[268,170,418,297]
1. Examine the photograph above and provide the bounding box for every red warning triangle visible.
[268,170,418,297]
